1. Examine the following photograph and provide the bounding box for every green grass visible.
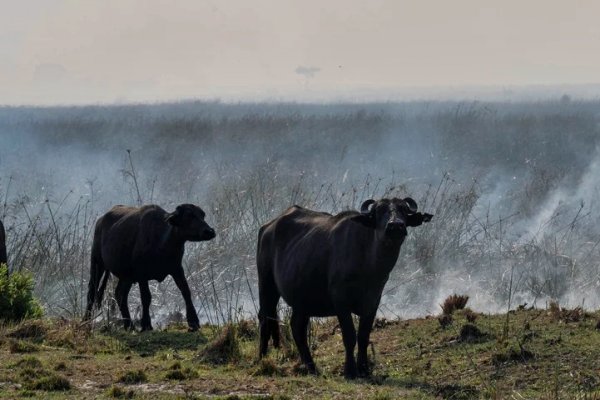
[0,309,599,399]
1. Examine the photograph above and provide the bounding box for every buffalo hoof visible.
[140,325,153,332]
[357,365,371,378]
[344,365,358,380]
[344,370,358,380]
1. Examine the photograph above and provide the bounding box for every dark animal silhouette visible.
[0,219,7,267]
[257,197,432,378]
[84,204,216,331]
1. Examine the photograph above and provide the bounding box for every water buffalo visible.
[0,219,6,266]
[84,203,216,331]
[257,197,432,378]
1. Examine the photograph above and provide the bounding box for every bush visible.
[0,264,43,322]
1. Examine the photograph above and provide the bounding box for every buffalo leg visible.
[337,312,358,379]
[357,312,376,377]
[258,273,281,357]
[84,242,104,321]
[172,268,200,331]
[139,280,153,331]
[84,262,103,320]
[290,310,316,374]
[115,279,133,330]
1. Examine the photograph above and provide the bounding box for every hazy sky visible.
[1,0,600,104]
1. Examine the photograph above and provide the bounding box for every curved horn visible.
[360,199,376,214]
[403,197,418,213]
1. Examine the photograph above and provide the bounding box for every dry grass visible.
[0,310,598,398]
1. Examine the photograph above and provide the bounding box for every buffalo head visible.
[354,197,433,239]
[166,204,216,241]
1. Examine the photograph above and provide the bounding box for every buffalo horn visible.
[403,197,418,213]
[360,199,376,214]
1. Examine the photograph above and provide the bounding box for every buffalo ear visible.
[165,208,183,226]
[351,214,376,228]
[406,212,433,227]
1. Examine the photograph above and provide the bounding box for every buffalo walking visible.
[84,204,216,331]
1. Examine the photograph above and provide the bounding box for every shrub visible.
[0,264,43,322]
[440,294,469,315]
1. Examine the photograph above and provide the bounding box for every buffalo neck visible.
[372,232,404,275]
[160,225,187,251]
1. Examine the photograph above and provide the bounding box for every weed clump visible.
[441,294,469,315]
[548,301,584,323]
[236,319,258,340]
[198,324,241,364]
[54,361,67,371]
[438,314,453,328]
[462,308,478,323]
[0,264,43,322]
[492,344,534,365]
[107,385,135,398]
[252,357,286,377]
[164,362,198,380]
[25,375,71,391]
[7,320,47,341]
[14,356,43,370]
[9,339,39,353]
[117,369,147,384]
[436,383,478,400]
[373,318,399,330]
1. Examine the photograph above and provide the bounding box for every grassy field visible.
[1,304,599,399]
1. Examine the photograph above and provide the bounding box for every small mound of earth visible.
[458,324,487,343]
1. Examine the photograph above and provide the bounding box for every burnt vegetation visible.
[1,99,600,327]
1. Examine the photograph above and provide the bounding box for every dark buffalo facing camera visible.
[0,219,7,266]
[257,197,432,379]
[84,204,216,331]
